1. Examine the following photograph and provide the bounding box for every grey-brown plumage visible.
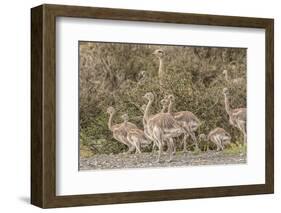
[106,107,137,153]
[140,104,154,146]
[143,98,171,152]
[207,127,231,151]
[223,88,247,144]
[198,134,209,151]
[120,114,138,131]
[121,114,150,154]
[127,128,150,153]
[143,92,185,162]
[167,94,201,151]
[153,49,165,88]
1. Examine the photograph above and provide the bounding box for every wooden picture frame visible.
[31,4,274,208]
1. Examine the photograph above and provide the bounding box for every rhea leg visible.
[152,138,160,152]
[238,121,247,144]
[134,141,141,154]
[167,140,176,155]
[152,141,157,151]
[219,140,224,151]
[214,139,220,151]
[242,124,247,144]
[203,140,209,152]
[167,138,174,162]
[156,141,163,163]
[190,131,199,151]
[214,136,223,151]
[154,131,163,162]
[172,142,176,155]
[216,141,221,151]
[243,132,247,144]
[182,134,188,152]
[206,141,210,152]
[240,125,247,144]
[126,144,135,154]
[144,129,156,151]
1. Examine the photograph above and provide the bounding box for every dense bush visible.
[79,42,246,156]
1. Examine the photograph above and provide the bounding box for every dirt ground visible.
[79,151,246,170]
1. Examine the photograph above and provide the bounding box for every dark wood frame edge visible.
[31,4,274,208]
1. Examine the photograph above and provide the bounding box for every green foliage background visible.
[79,42,246,156]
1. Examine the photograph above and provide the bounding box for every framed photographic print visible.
[31,4,274,208]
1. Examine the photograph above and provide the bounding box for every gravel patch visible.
[79,151,246,170]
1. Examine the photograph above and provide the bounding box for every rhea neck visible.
[224,71,229,82]
[144,99,153,122]
[168,99,173,114]
[158,57,164,75]
[161,104,167,113]
[158,57,164,85]
[224,93,231,115]
[108,112,115,131]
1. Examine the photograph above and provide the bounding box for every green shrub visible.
[79,43,246,156]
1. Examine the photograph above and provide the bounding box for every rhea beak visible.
[152,50,158,55]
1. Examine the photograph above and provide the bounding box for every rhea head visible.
[106,106,115,114]
[199,134,207,141]
[121,113,129,122]
[160,97,169,108]
[143,92,154,101]
[138,70,147,81]
[153,49,165,58]
[167,94,175,102]
[222,87,229,96]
